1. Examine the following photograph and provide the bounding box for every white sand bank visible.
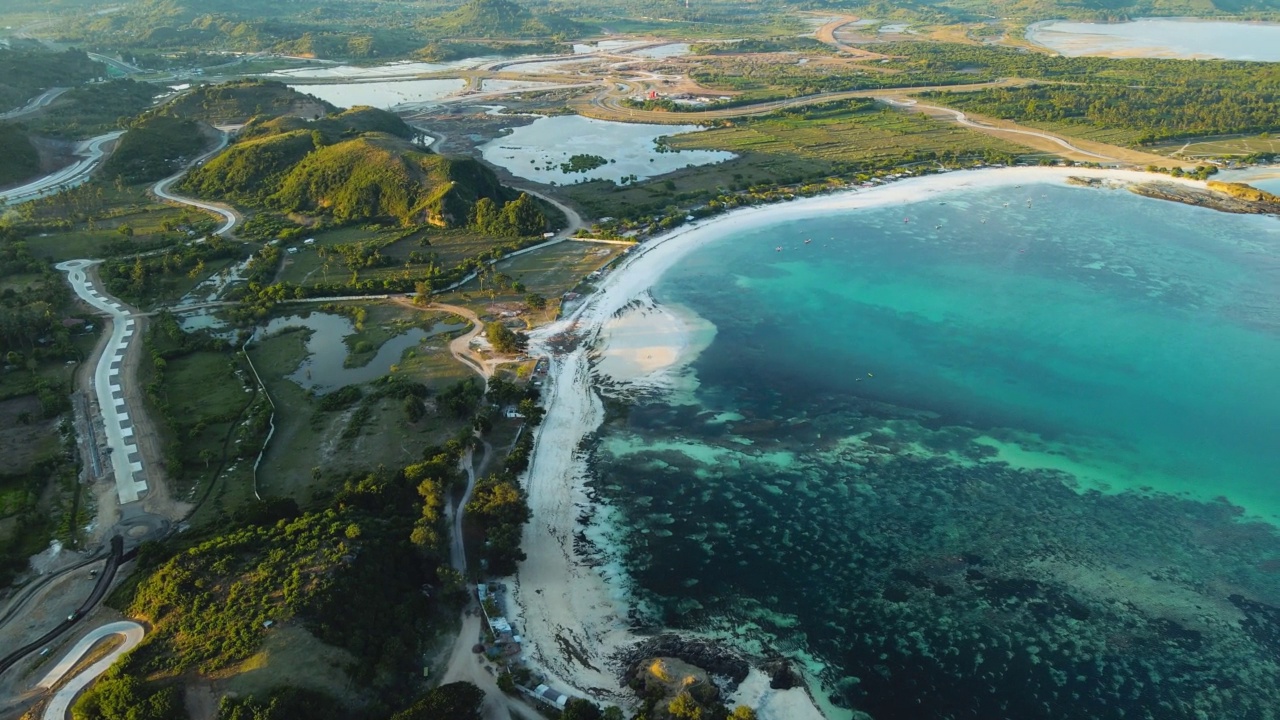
[594,294,717,385]
[511,166,1210,717]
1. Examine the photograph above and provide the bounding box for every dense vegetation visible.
[427,0,582,39]
[72,669,185,720]
[934,83,1280,144]
[0,48,102,112]
[676,41,1280,144]
[115,449,465,707]
[100,234,243,303]
[23,79,161,138]
[48,0,584,58]
[0,228,82,586]
[0,123,40,187]
[101,114,210,183]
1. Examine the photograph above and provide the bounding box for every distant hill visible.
[428,0,583,39]
[180,106,520,227]
[0,48,102,113]
[822,0,1280,22]
[163,80,335,125]
[0,124,40,188]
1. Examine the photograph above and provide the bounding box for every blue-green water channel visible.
[589,181,1280,719]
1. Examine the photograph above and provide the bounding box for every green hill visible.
[270,134,514,226]
[178,130,318,202]
[101,114,211,183]
[240,105,416,143]
[180,106,519,227]
[0,124,40,188]
[428,0,582,39]
[0,48,102,113]
[164,80,335,124]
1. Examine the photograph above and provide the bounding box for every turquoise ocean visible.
[588,181,1280,719]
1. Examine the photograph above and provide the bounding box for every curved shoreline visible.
[512,166,1221,719]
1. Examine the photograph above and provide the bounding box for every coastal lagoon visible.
[1028,18,1280,60]
[587,180,1280,718]
[480,115,733,185]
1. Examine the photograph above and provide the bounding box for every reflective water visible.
[590,181,1280,719]
[1028,18,1280,60]
[479,115,733,185]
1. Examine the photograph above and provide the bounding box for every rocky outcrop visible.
[617,634,751,687]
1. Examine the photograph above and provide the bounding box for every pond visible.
[1027,18,1280,60]
[479,114,734,185]
[260,312,465,392]
[629,43,692,58]
[266,58,491,80]
[288,79,466,110]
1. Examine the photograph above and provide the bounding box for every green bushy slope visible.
[101,114,210,183]
[0,124,40,187]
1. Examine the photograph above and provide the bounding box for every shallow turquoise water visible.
[589,181,1280,719]
[667,183,1280,517]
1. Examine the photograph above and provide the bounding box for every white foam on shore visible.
[512,165,1210,718]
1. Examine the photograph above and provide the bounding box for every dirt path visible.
[884,97,1190,167]
[814,15,889,60]
[573,77,1041,124]
[394,299,495,380]
[442,613,544,720]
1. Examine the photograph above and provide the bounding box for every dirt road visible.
[885,97,1190,167]
[814,15,889,59]
[441,613,544,720]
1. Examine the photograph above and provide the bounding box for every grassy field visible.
[275,224,515,289]
[437,240,623,320]
[565,103,1032,221]
[671,103,1028,169]
[1147,134,1280,159]
[26,206,205,262]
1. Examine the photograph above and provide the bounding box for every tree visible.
[389,682,485,720]
[668,692,703,720]
[561,698,603,720]
[730,707,758,720]
[485,321,527,355]
[500,193,545,236]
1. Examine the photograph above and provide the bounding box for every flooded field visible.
[1028,18,1280,60]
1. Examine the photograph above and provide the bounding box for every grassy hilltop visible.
[180,105,518,227]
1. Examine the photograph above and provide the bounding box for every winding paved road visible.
[39,621,145,720]
[1,131,125,206]
[151,131,240,235]
[55,260,148,505]
[0,87,69,120]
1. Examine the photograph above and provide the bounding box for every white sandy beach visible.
[510,166,1210,718]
